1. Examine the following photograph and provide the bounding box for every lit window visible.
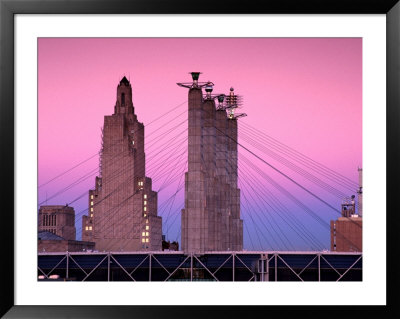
[90,214,93,218]
[145,232,149,236]
[144,201,147,205]
[91,201,94,206]
[132,141,135,145]
[146,219,149,224]
[144,207,147,211]
[142,232,145,236]
[85,226,89,231]
[143,214,147,217]
[142,239,145,243]
[89,226,92,230]
[90,195,93,199]
[144,194,147,199]
[146,225,149,230]
[90,207,93,212]
[145,238,149,243]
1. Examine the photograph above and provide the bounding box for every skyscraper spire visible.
[82,76,162,251]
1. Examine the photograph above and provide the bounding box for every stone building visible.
[330,216,362,252]
[38,231,95,252]
[82,76,162,251]
[38,205,76,240]
[179,73,243,254]
[330,169,363,252]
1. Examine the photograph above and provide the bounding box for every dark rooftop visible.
[38,231,64,241]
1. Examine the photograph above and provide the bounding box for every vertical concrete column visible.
[227,118,242,251]
[227,119,237,250]
[229,119,238,193]
[188,88,203,171]
[203,99,217,251]
[183,88,206,253]
[216,110,229,250]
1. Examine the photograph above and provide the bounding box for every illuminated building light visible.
[91,201,94,206]
[89,226,92,230]
[90,195,94,199]
[146,226,149,230]
[144,201,147,205]
[142,239,145,243]
[85,226,89,231]
[145,232,149,236]
[144,207,147,211]
[144,194,147,199]
[142,232,145,236]
[145,238,149,243]
[90,207,93,212]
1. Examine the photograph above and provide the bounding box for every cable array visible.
[39,95,361,252]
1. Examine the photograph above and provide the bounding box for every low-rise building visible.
[38,231,95,252]
[38,205,76,240]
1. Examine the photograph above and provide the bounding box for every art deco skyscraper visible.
[82,77,162,251]
[179,73,243,254]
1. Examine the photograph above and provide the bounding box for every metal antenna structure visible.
[225,87,246,120]
[177,72,214,89]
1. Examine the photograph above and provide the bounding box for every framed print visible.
[1,0,399,318]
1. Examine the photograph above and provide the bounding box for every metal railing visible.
[38,251,362,282]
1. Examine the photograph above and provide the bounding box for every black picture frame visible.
[1,0,399,318]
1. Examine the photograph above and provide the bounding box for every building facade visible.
[82,77,162,251]
[330,169,363,252]
[179,73,243,254]
[38,205,76,240]
[330,216,362,252]
[38,231,95,252]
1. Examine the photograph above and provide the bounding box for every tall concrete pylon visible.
[179,73,243,254]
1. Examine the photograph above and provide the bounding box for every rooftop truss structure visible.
[38,251,362,282]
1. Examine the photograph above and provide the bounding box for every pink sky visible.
[38,38,362,250]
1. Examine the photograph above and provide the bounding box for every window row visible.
[42,214,56,227]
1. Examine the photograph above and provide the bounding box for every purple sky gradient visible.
[38,38,362,250]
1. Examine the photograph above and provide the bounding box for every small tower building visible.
[38,205,76,240]
[330,169,363,252]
